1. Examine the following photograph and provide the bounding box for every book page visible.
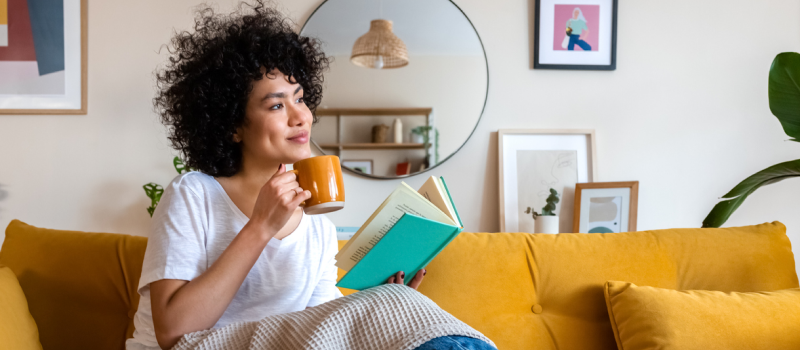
[417,176,460,225]
[335,182,455,271]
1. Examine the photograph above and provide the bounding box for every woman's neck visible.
[232,155,282,193]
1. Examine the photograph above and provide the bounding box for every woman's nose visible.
[288,104,311,126]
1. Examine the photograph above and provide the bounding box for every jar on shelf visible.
[372,124,390,143]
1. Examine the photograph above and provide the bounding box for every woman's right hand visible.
[249,164,310,238]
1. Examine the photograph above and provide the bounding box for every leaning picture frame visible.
[0,0,88,114]
[573,181,639,233]
[342,159,373,175]
[533,0,618,70]
[498,129,597,233]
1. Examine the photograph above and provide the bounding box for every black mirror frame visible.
[300,0,490,180]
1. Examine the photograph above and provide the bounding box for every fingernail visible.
[423,269,427,276]
[400,272,405,279]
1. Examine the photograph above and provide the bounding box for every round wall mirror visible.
[301,0,488,179]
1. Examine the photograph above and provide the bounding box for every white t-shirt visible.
[126,171,342,350]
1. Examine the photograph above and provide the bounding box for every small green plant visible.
[143,183,163,217]
[525,188,560,219]
[144,157,192,217]
[434,128,440,164]
[411,126,433,145]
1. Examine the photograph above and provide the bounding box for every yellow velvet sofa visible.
[1,219,797,350]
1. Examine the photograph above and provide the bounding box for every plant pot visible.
[410,133,424,144]
[534,216,559,234]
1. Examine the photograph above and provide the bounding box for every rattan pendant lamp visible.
[350,19,409,69]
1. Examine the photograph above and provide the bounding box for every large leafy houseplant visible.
[703,52,800,227]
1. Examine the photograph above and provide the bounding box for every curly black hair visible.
[155,1,329,177]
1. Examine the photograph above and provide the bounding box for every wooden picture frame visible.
[533,0,618,70]
[342,159,374,175]
[498,129,597,232]
[0,0,88,114]
[573,181,638,233]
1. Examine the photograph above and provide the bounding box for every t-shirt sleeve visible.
[138,177,209,292]
[307,219,343,307]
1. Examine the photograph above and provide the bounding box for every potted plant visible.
[525,188,560,234]
[703,52,800,227]
[410,126,433,144]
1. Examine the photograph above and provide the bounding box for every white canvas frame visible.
[0,0,86,114]
[498,129,597,232]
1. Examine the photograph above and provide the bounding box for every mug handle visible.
[287,169,306,207]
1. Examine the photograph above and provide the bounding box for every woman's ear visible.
[232,132,241,143]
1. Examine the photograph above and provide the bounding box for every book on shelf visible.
[395,162,411,176]
[335,176,463,290]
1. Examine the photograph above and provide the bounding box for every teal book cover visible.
[336,213,463,290]
[439,176,463,227]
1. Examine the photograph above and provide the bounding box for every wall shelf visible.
[317,143,426,150]
[316,108,432,117]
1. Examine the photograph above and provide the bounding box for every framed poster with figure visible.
[0,0,87,114]
[533,0,617,70]
[498,129,597,233]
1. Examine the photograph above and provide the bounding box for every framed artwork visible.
[533,0,618,70]
[342,159,373,175]
[573,181,638,233]
[498,129,597,233]
[0,0,87,114]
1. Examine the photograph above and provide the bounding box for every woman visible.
[566,7,591,51]
[127,2,493,350]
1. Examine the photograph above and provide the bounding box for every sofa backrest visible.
[419,222,798,350]
[2,220,797,350]
[0,220,147,350]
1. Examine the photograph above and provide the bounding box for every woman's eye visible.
[296,97,305,104]
[270,103,283,110]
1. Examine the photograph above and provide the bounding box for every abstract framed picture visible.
[573,181,638,233]
[342,159,373,175]
[533,0,617,70]
[498,129,597,233]
[0,0,87,114]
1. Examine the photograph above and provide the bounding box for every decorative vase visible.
[534,216,559,234]
[393,118,403,144]
[410,132,424,144]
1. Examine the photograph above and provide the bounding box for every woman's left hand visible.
[386,269,426,290]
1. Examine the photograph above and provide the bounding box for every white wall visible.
[0,0,798,274]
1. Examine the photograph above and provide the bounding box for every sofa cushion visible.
[0,266,43,350]
[604,281,800,350]
[0,220,148,350]
[418,222,798,350]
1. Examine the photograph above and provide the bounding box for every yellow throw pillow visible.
[0,266,43,350]
[604,281,800,350]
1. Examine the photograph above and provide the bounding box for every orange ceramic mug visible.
[289,155,345,214]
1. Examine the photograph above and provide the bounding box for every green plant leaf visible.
[768,52,800,141]
[173,156,188,174]
[702,159,800,228]
[143,182,164,217]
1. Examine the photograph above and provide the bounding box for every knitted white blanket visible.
[171,284,494,350]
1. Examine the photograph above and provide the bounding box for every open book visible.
[335,176,463,290]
